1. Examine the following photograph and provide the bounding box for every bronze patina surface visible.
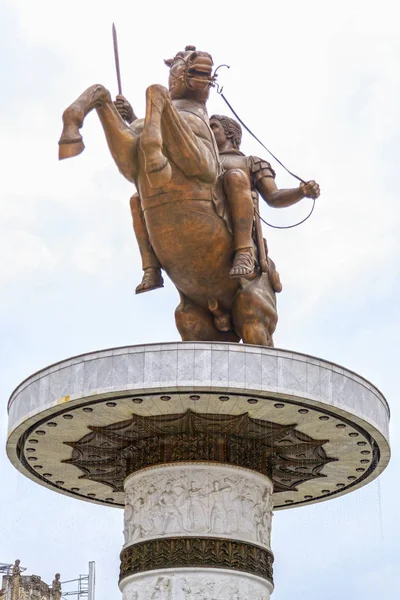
[64,409,333,493]
[119,538,274,583]
[59,46,320,346]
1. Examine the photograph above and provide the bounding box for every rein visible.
[174,59,316,230]
[213,74,316,230]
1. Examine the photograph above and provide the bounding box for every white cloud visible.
[0,229,57,283]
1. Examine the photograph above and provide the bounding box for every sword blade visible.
[112,23,122,95]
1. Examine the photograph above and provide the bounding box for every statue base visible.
[6,342,390,597]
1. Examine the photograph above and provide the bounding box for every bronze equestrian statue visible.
[58,45,320,346]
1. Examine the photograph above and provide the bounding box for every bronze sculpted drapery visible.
[59,46,320,346]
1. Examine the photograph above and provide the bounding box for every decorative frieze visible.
[123,464,273,550]
[119,538,274,584]
[120,569,272,600]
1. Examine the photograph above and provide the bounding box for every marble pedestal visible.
[6,343,391,598]
[121,464,274,599]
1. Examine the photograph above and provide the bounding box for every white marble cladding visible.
[120,568,272,600]
[123,464,273,550]
[8,342,390,441]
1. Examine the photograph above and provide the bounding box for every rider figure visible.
[115,97,320,291]
[209,114,319,278]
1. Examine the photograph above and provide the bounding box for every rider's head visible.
[210,115,242,149]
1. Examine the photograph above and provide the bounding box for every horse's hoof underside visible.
[58,139,85,160]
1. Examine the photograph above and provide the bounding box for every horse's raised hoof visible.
[135,268,164,294]
[229,248,257,279]
[58,103,86,159]
[58,139,85,160]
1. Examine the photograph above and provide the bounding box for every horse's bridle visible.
[171,53,217,91]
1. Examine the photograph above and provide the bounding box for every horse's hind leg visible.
[175,292,240,343]
[233,275,278,347]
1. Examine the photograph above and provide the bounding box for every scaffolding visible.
[0,564,27,577]
[0,562,94,600]
[61,563,95,600]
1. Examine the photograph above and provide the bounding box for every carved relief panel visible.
[121,569,271,600]
[123,464,273,550]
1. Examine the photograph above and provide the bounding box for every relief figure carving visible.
[159,481,186,534]
[209,479,233,533]
[123,572,270,599]
[123,467,273,548]
[149,577,172,600]
[187,480,208,531]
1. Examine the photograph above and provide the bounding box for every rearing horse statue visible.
[59,46,314,346]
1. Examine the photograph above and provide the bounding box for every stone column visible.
[120,464,274,599]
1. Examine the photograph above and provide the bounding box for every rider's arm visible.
[251,156,320,207]
[258,177,320,207]
[114,95,138,124]
[257,176,306,208]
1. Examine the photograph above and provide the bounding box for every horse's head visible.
[164,45,214,102]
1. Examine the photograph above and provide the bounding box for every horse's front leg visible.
[59,84,112,159]
[96,103,139,182]
[141,84,218,188]
[140,84,172,188]
[58,84,138,182]
[161,99,218,183]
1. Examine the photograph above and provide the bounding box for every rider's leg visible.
[130,193,164,294]
[223,169,256,279]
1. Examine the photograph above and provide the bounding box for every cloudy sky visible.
[0,0,399,597]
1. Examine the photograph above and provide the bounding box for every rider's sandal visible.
[229,249,257,280]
